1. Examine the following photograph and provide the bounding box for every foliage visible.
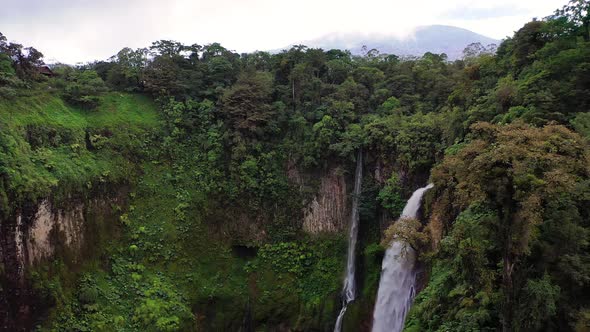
[0,31,44,81]
[56,68,109,109]
[377,174,405,217]
[382,217,429,252]
[133,277,193,331]
[246,237,346,329]
[253,242,314,276]
[572,112,590,138]
[424,122,590,331]
[3,3,590,330]
[0,92,158,209]
[219,71,276,139]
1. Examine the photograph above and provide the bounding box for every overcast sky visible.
[0,0,568,64]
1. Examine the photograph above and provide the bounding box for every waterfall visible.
[371,183,434,332]
[334,150,363,332]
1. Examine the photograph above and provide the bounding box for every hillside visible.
[1,2,590,331]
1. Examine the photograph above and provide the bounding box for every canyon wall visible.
[0,191,127,330]
[302,166,349,233]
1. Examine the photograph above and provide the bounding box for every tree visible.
[202,45,239,97]
[0,53,14,77]
[352,66,384,96]
[0,33,44,80]
[149,40,185,57]
[0,32,7,52]
[133,277,193,331]
[571,112,590,138]
[0,32,24,97]
[326,58,352,84]
[553,0,590,41]
[377,97,401,116]
[106,47,147,91]
[462,42,497,64]
[57,67,108,109]
[241,51,273,72]
[143,55,186,96]
[219,71,276,139]
[377,174,405,217]
[511,21,548,71]
[431,122,590,331]
[382,217,429,252]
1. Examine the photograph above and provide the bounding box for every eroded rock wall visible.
[0,190,127,331]
[302,167,349,233]
[25,199,88,266]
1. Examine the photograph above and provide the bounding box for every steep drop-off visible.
[0,190,127,330]
[0,92,159,330]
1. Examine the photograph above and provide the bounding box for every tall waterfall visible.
[372,183,433,332]
[334,150,363,332]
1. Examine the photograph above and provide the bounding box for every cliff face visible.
[302,166,349,233]
[25,200,85,266]
[207,156,424,239]
[1,202,36,332]
[298,159,421,235]
[0,191,127,331]
[202,163,352,244]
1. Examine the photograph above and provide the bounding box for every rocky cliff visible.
[302,166,349,233]
[0,190,127,330]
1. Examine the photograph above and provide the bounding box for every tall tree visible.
[219,71,276,139]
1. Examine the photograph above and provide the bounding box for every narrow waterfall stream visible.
[372,183,434,332]
[334,150,363,332]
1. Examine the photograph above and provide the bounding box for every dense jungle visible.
[0,1,589,331]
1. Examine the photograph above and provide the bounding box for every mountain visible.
[281,25,500,60]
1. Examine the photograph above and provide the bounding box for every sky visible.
[0,0,568,64]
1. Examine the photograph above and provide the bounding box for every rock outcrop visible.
[302,167,349,233]
[0,191,126,331]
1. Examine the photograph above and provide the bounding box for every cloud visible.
[443,5,532,20]
[0,0,569,64]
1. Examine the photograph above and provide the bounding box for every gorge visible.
[1,2,590,329]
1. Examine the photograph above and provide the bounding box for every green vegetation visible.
[0,91,159,211]
[377,174,405,217]
[408,123,589,331]
[1,1,590,331]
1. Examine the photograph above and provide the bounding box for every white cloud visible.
[0,0,568,63]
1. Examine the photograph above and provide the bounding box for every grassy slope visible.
[0,92,160,203]
[0,91,158,127]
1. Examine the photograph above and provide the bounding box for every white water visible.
[334,150,363,332]
[372,183,434,332]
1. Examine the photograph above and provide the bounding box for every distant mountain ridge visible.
[280,25,500,60]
